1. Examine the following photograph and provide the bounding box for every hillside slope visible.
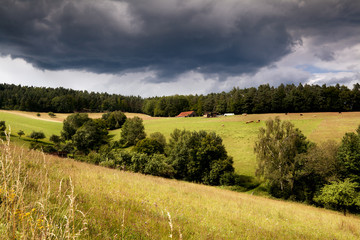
[46,152,360,239]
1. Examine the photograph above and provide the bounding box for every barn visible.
[176,111,197,117]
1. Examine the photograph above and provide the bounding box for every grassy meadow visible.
[1,110,360,239]
[2,141,360,239]
[123,112,358,176]
[0,111,62,147]
[1,110,360,176]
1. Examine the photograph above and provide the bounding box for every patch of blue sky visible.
[296,64,350,74]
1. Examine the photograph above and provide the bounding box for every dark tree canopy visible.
[0,83,143,113]
[17,130,25,138]
[72,119,109,154]
[149,132,167,148]
[0,121,6,133]
[1,83,360,117]
[29,131,46,142]
[254,117,311,198]
[120,116,146,146]
[133,138,164,155]
[166,129,234,185]
[61,113,90,140]
[102,111,127,130]
[50,134,61,144]
[294,140,340,202]
[337,126,360,184]
[314,179,360,216]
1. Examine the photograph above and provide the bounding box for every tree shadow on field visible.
[223,175,261,192]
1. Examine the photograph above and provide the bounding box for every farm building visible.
[203,112,218,118]
[176,111,197,117]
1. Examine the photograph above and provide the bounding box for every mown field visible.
[1,110,360,176]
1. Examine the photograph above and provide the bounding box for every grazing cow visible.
[246,121,254,124]
[300,113,303,116]
[256,120,260,123]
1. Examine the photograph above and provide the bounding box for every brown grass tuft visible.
[0,132,87,239]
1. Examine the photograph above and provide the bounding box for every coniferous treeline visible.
[1,83,360,115]
[143,83,360,116]
[0,84,143,113]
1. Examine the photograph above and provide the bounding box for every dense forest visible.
[0,84,143,113]
[1,83,360,115]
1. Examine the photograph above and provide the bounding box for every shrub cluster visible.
[76,128,239,186]
[255,118,360,215]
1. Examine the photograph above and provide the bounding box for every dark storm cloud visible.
[0,0,359,82]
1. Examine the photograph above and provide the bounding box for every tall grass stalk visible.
[167,211,173,239]
[0,131,87,239]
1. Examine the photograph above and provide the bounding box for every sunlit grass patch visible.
[0,134,87,239]
[49,155,360,239]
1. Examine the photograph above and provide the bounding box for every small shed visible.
[176,111,197,117]
[203,112,218,118]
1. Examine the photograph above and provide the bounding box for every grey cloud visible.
[311,73,360,86]
[315,50,335,62]
[0,0,359,82]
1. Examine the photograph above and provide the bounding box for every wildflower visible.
[8,189,16,202]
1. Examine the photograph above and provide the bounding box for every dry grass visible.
[0,133,87,239]
[0,110,155,122]
[2,125,360,238]
[45,153,360,239]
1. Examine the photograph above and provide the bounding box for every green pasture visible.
[115,113,359,176]
[143,116,323,176]
[0,112,62,145]
[1,111,360,177]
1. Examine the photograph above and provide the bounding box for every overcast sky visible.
[0,0,359,97]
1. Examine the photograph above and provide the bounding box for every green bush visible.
[337,127,360,184]
[29,142,56,153]
[99,160,116,169]
[254,117,311,199]
[167,129,235,185]
[29,131,46,142]
[149,132,166,147]
[120,116,146,146]
[17,130,25,138]
[129,152,149,173]
[112,150,133,170]
[314,179,360,215]
[0,121,6,133]
[86,152,103,165]
[102,111,127,130]
[133,138,164,155]
[144,154,174,178]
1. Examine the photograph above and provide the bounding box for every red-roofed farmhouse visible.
[176,111,196,117]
